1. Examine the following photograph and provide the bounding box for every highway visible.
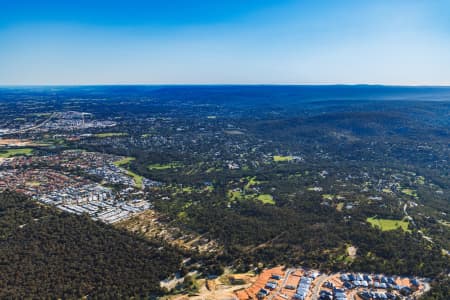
[6,112,57,135]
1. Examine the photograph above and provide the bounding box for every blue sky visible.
[1,0,449,85]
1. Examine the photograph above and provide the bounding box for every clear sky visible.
[1,0,449,85]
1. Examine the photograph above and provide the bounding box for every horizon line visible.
[1,83,450,88]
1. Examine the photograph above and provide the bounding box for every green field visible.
[227,190,243,201]
[273,155,293,162]
[113,157,135,167]
[148,162,183,170]
[243,176,262,190]
[125,170,143,189]
[113,157,143,189]
[0,148,33,158]
[227,190,275,205]
[95,132,128,138]
[257,194,275,205]
[415,176,425,185]
[367,217,411,232]
[322,194,335,200]
[401,188,418,197]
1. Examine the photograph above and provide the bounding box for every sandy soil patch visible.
[0,139,33,146]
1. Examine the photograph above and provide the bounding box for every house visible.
[320,290,333,300]
[258,288,269,296]
[400,286,412,296]
[410,278,420,287]
[343,281,354,289]
[265,282,277,290]
[363,274,371,281]
[271,274,282,280]
[359,291,371,300]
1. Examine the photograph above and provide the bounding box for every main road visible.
[6,112,57,135]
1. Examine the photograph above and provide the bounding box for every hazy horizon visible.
[1,0,450,85]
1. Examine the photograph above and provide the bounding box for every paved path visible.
[311,274,328,300]
[268,268,293,300]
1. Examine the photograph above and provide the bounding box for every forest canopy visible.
[0,191,182,299]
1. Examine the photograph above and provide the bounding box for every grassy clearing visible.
[148,162,183,170]
[126,170,143,189]
[322,194,335,200]
[113,157,135,167]
[273,155,293,162]
[94,132,128,138]
[243,176,262,190]
[0,148,33,158]
[181,186,194,193]
[438,220,450,227]
[367,217,411,232]
[257,194,275,205]
[415,176,425,185]
[227,189,275,205]
[205,185,214,192]
[401,188,418,197]
[206,167,216,173]
[228,190,243,201]
[113,157,143,189]
[307,187,322,191]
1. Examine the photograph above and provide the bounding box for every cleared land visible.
[0,148,33,158]
[114,157,135,166]
[95,132,128,138]
[114,157,143,189]
[367,217,411,232]
[273,155,293,162]
[148,162,183,170]
[227,190,275,205]
[257,194,275,205]
[0,139,35,147]
[401,188,418,197]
